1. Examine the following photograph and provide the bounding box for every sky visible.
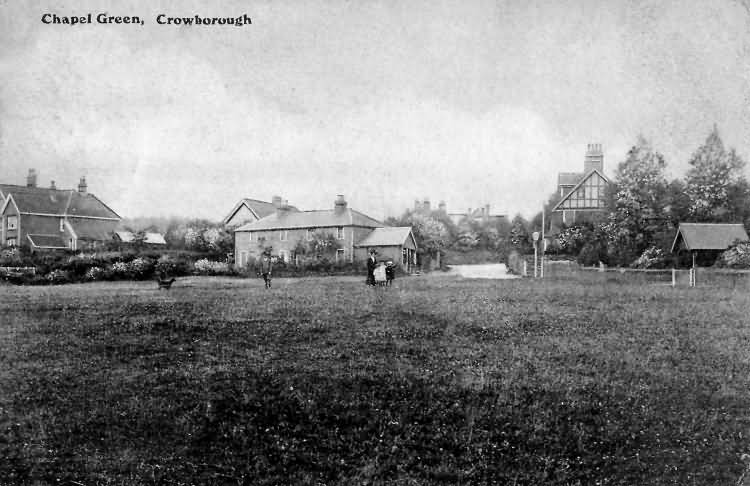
[1,0,749,221]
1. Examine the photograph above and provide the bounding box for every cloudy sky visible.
[1,0,749,221]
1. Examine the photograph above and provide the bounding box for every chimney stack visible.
[50,180,56,190]
[26,169,37,188]
[78,177,87,194]
[438,201,446,213]
[334,194,348,213]
[584,143,604,174]
[272,195,283,208]
[423,198,431,212]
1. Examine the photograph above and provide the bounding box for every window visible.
[280,230,288,241]
[240,251,248,267]
[6,216,17,230]
[6,238,16,247]
[59,218,64,232]
[279,250,289,263]
[336,248,345,262]
[306,229,314,241]
[337,226,344,240]
[403,248,408,264]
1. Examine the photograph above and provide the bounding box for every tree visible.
[509,214,532,254]
[388,210,450,268]
[608,136,670,264]
[685,126,748,222]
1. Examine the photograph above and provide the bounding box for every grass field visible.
[2,275,750,485]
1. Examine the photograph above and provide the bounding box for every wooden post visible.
[671,268,676,287]
[692,252,696,287]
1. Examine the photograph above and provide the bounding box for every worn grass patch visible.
[1,276,749,485]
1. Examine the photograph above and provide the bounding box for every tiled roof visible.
[354,227,416,248]
[1,185,119,219]
[671,223,749,252]
[223,198,299,224]
[26,234,68,249]
[68,218,119,240]
[235,208,383,231]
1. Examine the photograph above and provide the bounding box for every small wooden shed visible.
[670,223,749,267]
[354,227,418,273]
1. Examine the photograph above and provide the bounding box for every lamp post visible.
[541,203,545,278]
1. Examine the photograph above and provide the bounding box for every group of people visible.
[253,249,395,289]
[366,249,395,287]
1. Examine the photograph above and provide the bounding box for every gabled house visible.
[1,169,121,251]
[550,144,611,230]
[234,195,417,271]
[223,195,298,227]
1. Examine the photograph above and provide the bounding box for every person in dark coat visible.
[258,253,273,289]
[366,249,377,286]
[385,261,395,286]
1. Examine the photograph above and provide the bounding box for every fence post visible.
[671,268,675,287]
[523,260,527,277]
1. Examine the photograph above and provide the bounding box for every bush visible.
[194,259,232,275]
[630,246,669,269]
[717,241,750,268]
[84,266,106,281]
[45,269,72,285]
[577,242,605,266]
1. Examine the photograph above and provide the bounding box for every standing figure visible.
[259,253,274,289]
[366,249,377,286]
[385,261,395,286]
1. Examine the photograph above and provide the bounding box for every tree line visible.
[386,126,750,268]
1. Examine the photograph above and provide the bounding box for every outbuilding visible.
[671,222,749,267]
[353,226,418,273]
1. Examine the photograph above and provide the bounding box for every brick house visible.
[234,195,416,271]
[1,169,121,251]
[550,144,611,232]
[223,195,298,228]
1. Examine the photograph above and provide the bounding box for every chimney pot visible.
[334,194,348,212]
[50,180,56,190]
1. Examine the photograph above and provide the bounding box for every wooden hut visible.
[670,223,749,267]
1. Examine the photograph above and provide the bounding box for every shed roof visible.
[68,218,119,241]
[671,223,749,252]
[26,234,68,249]
[354,227,417,249]
[235,208,383,231]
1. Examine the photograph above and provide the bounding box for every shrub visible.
[128,257,155,280]
[109,261,132,279]
[84,266,105,281]
[45,269,71,284]
[577,242,605,266]
[194,259,231,275]
[717,241,750,268]
[631,246,669,269]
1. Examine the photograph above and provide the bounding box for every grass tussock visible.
[1,276,749,485]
